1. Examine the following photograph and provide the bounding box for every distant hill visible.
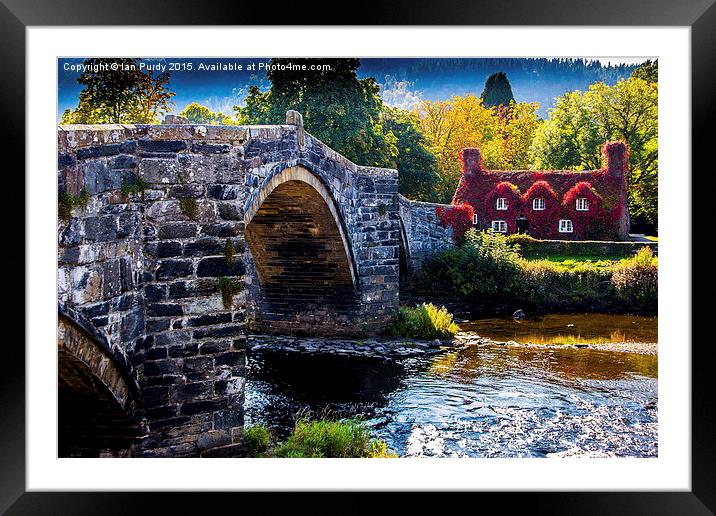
[359,58,639,117]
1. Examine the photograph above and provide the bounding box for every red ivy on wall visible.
[522,180,559,237]
[452,142,630,240]
[561,181,609,239]
[436,203,475,241]
[483,181,523,233]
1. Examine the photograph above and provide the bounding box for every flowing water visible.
[245,313,658,458]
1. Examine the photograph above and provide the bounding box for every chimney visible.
[603,141,628,178]
[460,148,484,175]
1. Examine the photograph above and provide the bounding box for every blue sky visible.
[57,57,650,121]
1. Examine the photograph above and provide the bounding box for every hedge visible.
[505,234,658,259]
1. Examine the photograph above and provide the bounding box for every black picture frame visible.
[3,0,711,512]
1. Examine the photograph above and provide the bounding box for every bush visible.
[245,425,271,457]
[387,303,459,339]
[517,259,613,309]
[420,231,657,314]
[272,419,396,458]
[421,229,523,299]
[611,247,658,312]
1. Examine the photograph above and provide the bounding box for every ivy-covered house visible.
[451,142,630,240]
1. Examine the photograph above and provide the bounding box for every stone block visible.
[196,430,231,451]
[109,154,138,170]
[84,216,117,242]
[157,223,197,239]
[147,241,183,258]
[76,143,122,160]
[139,158,180,183]
[156,259,193,280]
[179,399,225,416]
[138,140,187,153]
[196,257,245,277]
[199,223,241,238]
[191,142,231,154]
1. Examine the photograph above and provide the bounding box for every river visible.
[244,313,658,458]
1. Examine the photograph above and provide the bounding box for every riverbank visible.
[247,332,658,357]
[455,332,658,355]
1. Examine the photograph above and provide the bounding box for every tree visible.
[418,96,540,202]
[480,72,515,108]
[235,58,391,166]
[61,58,175,124]
[234,58,442,201]
[179,102,237,125]
[529,77,658,228]
[380,106,439,200]
[631,59,658,83]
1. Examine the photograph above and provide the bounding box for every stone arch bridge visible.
[56,111,452,457]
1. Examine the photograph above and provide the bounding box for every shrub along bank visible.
[504,233,658,260]
[387,303,459,339]
[244,420,396,458]
[418,230,657,314]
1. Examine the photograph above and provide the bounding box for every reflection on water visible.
[246,342,658,457]
[460,313,658,345]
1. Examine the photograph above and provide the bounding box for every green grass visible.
[244,425,271,457]
[528,256,621,271]
[387,303,459,339]
[271,419,396,458]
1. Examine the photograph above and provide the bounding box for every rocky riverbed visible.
[247,331,657,357]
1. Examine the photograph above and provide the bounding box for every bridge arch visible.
[243,165,359,334]
[58,308,143,456]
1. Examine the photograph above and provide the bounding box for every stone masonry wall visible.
[398,195,453,273]
[57,117,400,456]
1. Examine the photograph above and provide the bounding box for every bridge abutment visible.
[57,116,409,456]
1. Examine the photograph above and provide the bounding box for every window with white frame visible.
[496,197,507,210]
[492,220,507,233]
[533,198,545,211]
[576,198,589,211]
[473,213,479,225]
[558,219,573,233]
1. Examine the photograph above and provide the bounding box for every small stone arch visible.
[244,165,358,286]
[58,309,143,456]
[243,165,360,335]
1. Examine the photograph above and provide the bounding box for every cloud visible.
[379,75,424,110]
[188,76,271,115]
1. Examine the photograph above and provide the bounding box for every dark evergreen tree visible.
[630,59,658,83]
[381,106,439,201]
[236,58,391,166]
[480,72,515,108]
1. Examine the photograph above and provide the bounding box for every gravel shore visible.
[455,332,658,355]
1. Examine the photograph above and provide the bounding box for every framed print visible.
[3,0,713,512]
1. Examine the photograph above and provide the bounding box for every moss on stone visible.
[58,188,90,222]
[179,198,199,220]
[224,239,235,268]
[121,176,149,197]
[218,277,243,309]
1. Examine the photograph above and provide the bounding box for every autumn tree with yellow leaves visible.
[417,96,541,203]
